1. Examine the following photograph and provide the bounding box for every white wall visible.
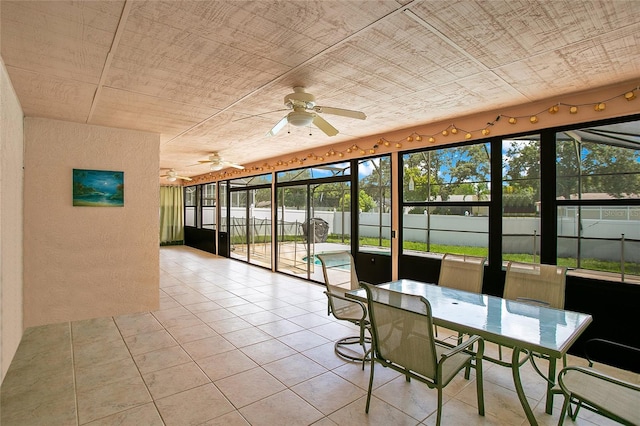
[0,57,24,382]
[23,118,160,328]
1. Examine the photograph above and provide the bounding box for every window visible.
[201,183,216,229]
[184,186,197,227]
[401,143,490,257]
[502,135,541,263]
[275,162,351,281]
[358,156,391,254]
[556,121,640,278]
[228,174,272,268]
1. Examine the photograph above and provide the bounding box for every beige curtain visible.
[160,186,184,244]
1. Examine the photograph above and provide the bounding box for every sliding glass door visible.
[276,165,351,282]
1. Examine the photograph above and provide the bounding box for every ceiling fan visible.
[161,169,192,182]
[198,152,245,171]
[267,87,366,137]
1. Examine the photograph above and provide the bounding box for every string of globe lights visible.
[191,85,638,183]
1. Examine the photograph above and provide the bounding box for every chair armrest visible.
[558,366,640,395]
[515,297,550,307]
[440,334,484,359]
[584,338,640,368]
[323,290,368,321]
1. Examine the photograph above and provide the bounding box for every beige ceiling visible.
[2,0,640,180]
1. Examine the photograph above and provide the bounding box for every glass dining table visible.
[346,279,593,426]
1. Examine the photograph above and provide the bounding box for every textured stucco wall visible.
[23,118,160,328]
[0,57,24,382]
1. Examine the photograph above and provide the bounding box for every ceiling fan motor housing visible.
[284,87,316,110]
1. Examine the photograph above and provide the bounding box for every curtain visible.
[160,186,184,244]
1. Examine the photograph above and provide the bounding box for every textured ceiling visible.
[2,0,640,181]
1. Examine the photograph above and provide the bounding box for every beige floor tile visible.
[84,402,164,425]
[240,338,298,365]
[123,329,177,355]
[184,300,223,313]
[199,411,251,425]
[422,398,506,426]
[257,318,305,337]
[222,327,273,348]
[181,334,236,359]
[302,342,350,370]
[75,356,141,392]
[253,298,294,311]
[113,312,164,337]
[197,349,258,381]
[329,396,419,425]
[76,375,152,424]
[71,318,120,346]
[156,383,237,425]
[277,329,332,352]
[292,371,365,414]
[457,379,529,425]
[241,310,285,326]
[263,353,328,387]
[332,360,401,390]
[372,374,444,421]
[196,307,238,323]
[215,367,286,408]
[215,296,251,308]
[239,389,324,426]
[1,391,77,425]
[142,361,210,400]
[207,316,253,334]
[288,312,333,328]
[133,344,193,373]
[166,322,219,344]
[227,303,266,316]
[172,292,213,306]
[73,336,132,368]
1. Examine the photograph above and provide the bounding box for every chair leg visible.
[557,393,571,426]
[365,354,375,413]
[436,388,443,426]
[475,358,484,416]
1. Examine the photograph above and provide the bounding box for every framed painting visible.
[73,169,124,207]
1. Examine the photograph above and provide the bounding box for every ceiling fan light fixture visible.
[167,176,177,182]
[287,110,314,127]
[210,163,223,171]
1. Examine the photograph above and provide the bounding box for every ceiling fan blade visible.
[313,114,339,137]
[198,160,213,164]
[267,116,288,137]
[177,176,193,181]
[226,163,245,170]
[313,105,366,120]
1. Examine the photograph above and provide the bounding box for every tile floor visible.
[1,246,636,425]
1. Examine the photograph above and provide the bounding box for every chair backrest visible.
[360,282,438,380]
[317,252,359,293]
[438,253,486,293]
[503,261,567,309]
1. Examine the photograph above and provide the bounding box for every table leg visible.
[512,347,537,426]
[545,356,557,414]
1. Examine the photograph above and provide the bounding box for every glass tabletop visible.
[348,279,593,358]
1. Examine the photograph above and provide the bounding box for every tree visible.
[508,137,640,199]
[339,190,376,212]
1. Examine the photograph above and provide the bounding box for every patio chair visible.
[360,281,484,426]
[499,261,567,363]
[503,261,567,309]
[557,339,640,425]
[436,254,486,343]
[317,252,370,365]
[438,253,486,293]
